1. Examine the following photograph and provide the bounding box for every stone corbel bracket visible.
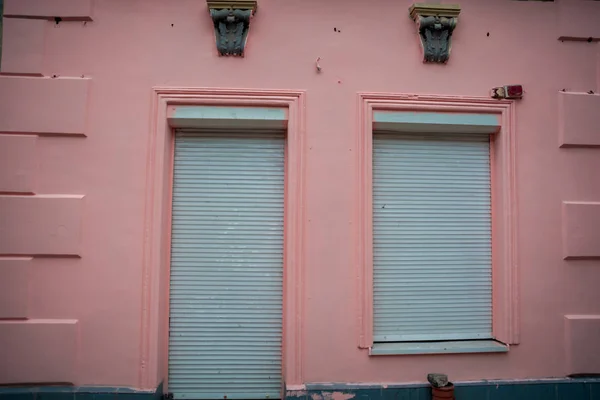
[409,3,461,63]
[207,1,258,57]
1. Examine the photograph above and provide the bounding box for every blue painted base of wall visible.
[0,384,163,400]
[288,379,600,400]
[2,379,600,400]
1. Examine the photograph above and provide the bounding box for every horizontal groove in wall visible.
[0,131,88,137]
[0,318,79,325]
[0,256,34,261]
[0,72,45,77]
[0,254,82,259]
[559,144,600,149]
[0,192,35,196]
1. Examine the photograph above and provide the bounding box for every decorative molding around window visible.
[409,3,461,63]
[207,0,257,57]
[146,87,306,388]
[355,93,518,355]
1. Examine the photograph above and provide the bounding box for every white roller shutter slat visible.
[373,132,492,342]
[169,131,284,399]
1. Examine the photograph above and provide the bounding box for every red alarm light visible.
[505,85,523,99]
[491,85,523,100]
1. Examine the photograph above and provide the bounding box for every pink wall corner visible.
[0,18,46,75]
[0,195,84,256]
[557,0,600,40]
[23,255,142,387]
[1,0,599,389]
[0,77,90,135]
[0,258,31,319]
[3,0,93,20]
[0,319,79,384]
[565,315,600,375]
[26,257,81,320]
[562,201,600,260]
[0,135,37,194]
[558,92,600,147]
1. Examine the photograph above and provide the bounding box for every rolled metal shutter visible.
[373,132,492,342]
[169,130,284,399]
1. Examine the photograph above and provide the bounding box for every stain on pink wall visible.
[0,0,599,390]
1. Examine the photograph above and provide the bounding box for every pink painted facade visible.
[1,0,600,392]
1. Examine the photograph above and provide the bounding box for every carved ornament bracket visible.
[207,1,257,57]
[409,3,461,63]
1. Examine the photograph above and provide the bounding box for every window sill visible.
[370,340,509,356]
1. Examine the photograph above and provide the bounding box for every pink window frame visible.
[139,88,306,391]
[355,93,519,349]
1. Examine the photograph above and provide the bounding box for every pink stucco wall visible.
[1,0,600,390]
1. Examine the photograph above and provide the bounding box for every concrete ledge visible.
[370,340,508,356]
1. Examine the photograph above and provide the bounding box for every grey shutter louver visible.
[169,130,284,399]
[373,132,492,342]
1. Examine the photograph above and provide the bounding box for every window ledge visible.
[370,340,509,356]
